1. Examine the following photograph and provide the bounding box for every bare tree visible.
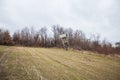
[66,28,73,47]
[34,32,40,46]
[52,25,65,47]
[0,29,4,45]
[20,27,30,46]
[91,34,101,51]
[29,27,35,46]
[73,30,85,50]
[13,30,20,45]
[39,27,47,47]
[115,42,120,54]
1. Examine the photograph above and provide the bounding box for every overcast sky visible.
[0,0,120,44]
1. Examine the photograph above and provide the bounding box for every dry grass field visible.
[0,46,120,80]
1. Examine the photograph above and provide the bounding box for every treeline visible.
[0,25,120,54]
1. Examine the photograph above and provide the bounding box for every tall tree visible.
[0,29,4,45]
[3,30,11,45]
[34,32,40,46]
[52,25,65,47]
[20,27,30,46]
[66,28,73,47]
[39,27,47,47]
[13,30,20,45]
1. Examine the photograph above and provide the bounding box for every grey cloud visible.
[0,0,120,44]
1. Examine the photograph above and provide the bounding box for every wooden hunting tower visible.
[59,34,69,50]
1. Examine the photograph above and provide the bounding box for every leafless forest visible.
[0,25,120,54]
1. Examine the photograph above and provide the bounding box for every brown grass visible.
[0,46,120,80]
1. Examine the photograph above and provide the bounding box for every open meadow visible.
[0,46,120,80]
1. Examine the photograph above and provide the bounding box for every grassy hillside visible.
[0,46,120,80]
